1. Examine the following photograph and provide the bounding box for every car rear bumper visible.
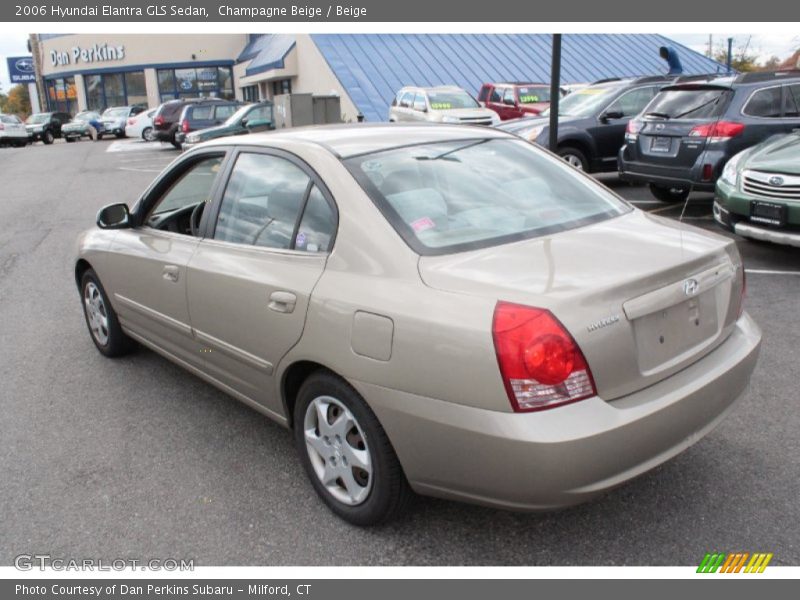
[618,146,727,192]
[353,313,761,511]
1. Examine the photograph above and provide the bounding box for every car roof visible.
[400,86,467,93]
[488,82,549,87]
[200,123,513,158]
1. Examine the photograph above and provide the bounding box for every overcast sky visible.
[2,32,798,97]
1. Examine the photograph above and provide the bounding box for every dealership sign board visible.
[49,43,126,67]
[6,56,35,83]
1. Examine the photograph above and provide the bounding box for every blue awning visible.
[240,34,296,77]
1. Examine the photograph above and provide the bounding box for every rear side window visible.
[413,93,427,111]
[489,87,503,103]
[782,84,800,118]
[214,153,327,251]
[215,105,237,120]
[190,105,214,120]
[743,86,783,118]
[399,92,414,108]
[644,87,730,120]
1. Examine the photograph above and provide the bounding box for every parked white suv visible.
[0,113,28,147]
[389,86,499,126]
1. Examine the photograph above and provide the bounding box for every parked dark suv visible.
[173,100,241,148]
[497,76,675,172]
[153,98,234,149]
[25,111,72,144]
[619,70,800,202]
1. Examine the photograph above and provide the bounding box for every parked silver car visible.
[389,86,499,126]
[0,113,28,147]
[76,124,761,525]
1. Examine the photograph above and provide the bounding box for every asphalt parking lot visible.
[1,137,798,567]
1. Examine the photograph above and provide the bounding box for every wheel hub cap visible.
[304,395,372,505]
[84,282,109,346]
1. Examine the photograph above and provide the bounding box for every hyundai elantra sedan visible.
[75,124,761,525]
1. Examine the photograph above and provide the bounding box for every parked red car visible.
[478,82,553,120]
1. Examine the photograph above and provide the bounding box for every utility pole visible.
[548,34,561,153]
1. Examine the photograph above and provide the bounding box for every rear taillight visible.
[626,119,643,135]
[0,124,4,131]
[492,302,596,412]
[154,115,164,127]
[181,119,189,133]
[127,118,135,125]
[689,121,745,143]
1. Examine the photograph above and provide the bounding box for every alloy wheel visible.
[83,282,109,346]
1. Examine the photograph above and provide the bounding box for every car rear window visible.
[1,115,21,124]
[344,138,629,255]
[643,87,731,120]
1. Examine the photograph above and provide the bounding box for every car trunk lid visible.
[417,210,744,400]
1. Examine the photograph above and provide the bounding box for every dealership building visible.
[32,33,725,121]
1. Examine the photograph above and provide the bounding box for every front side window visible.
[551,85,616,117]
[413,93,427,111]
[214,153,310,249]
[145,156,223,228]
[345,138,628,255]
[606,87,656,117]
[399,92,414,108]
[503,88,516,105]
[743,86,783,118]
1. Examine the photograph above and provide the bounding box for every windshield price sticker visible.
[430,102,452,110]
[519,95,540,103]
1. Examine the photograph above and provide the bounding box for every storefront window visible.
[158,66,234,101]
[242,85,259,102]
[46,76,78,114]
[272,79,292,96]
[82,70,147,111]
[125,71,147,107]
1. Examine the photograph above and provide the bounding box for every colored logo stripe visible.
[697,552,773,573]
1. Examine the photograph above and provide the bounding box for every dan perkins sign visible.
[50,43,125,67]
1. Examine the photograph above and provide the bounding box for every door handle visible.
[268,291,297,313]
[162,265,180,283]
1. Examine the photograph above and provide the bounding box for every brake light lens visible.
[626,119,643,135]
[181,119,189,133]
[127,118,135,125]
[688,121,745,143]
[154,115,164,127]
[492,302,596,412]
[0,123,4,131]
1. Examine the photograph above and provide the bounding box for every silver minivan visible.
[388,86,499,126]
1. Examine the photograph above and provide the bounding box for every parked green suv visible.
[182,101,273,150]
[714,131,800,247]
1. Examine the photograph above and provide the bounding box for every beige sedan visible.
[76,124,761,525]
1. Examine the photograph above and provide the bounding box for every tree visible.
[713,43,759,72]
[0,84,31,118]
[759,56,782,71]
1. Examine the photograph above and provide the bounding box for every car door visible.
[186,149,337,416]
[240,104,273,133]
[102,151,228,368]
[591,86,658,168]
[213,104,238,126]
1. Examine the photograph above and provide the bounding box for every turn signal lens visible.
[492,302,597,412]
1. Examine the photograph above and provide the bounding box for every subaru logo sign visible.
[683,278,699,296]
[15,58,34,73]
[768,175,784,186]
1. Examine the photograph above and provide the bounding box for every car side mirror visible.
[601,110,625,123]
[240,118,248,127]
[97,203,131,229]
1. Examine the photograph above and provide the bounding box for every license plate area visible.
[633,290,719,372]
[650,136,672,153]
[751,201,786,227]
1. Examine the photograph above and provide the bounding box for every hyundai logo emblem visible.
[768,175,785,186]
[683,278,699,296]
[15,58,34,73]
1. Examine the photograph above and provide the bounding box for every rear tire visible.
[115,131,125,139]
[80,269,136,358]
[293,371,412,526]
[171,132,182,150]
[649,184,690,203]
[557,146,589,171]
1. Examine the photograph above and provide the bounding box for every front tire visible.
[558,146,589,171]
[42,130,54,145]
[80,269,135,358]
[649,183,690,203]
[142,127,153,141]
[294,372,411,526]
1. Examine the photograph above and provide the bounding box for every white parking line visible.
[745,269,800,276]
[106,140,172,153]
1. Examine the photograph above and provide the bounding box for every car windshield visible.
[103,108,128,117]
[345,138,628,254]
[542,86,616,117]
[517,86,551,103]
[427,91,479,110]
[26,114,50,124]
[643,88,731,120]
